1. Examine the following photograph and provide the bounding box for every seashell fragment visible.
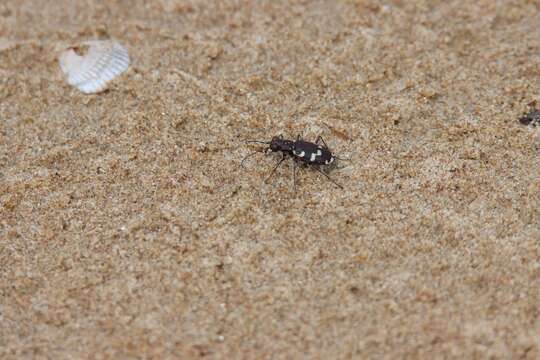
[59,40,130,94]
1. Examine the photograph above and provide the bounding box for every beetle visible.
[241,134,347,190]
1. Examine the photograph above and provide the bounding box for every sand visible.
[1,0,539,358]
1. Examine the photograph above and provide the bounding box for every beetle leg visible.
[265,154,287,183]
[313,166,343,189]
[315,135,329,149]
[293,159,298,194]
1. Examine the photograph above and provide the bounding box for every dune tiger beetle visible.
[241,134,348,190]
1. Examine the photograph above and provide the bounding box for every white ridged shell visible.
[59,40,130,94]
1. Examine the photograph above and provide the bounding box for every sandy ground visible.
[1,0,540,358]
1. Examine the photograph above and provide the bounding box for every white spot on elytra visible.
[310,152,317,162]
[294,150,305,157]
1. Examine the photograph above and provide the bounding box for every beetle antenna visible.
[244,140,270,145]
[335,156,352,162]
[240,150,262,168]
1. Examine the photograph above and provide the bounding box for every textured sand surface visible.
[1,0,540,358]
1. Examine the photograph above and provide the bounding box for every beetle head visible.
[269,136,294,153]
